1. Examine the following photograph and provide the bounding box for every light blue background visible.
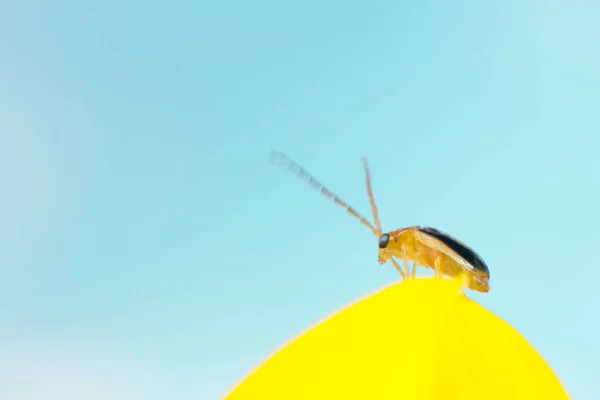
[1,1,598,399]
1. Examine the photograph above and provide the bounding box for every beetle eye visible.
[378,233,390,249]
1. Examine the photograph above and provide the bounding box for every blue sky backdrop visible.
[1,1,599,399]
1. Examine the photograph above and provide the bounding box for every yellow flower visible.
[225,277,569,399]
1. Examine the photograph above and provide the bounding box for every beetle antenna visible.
[269,150,379,236]
[362,157,382,236]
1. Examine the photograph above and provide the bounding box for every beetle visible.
[269,151,490,293]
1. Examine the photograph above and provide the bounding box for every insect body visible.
[270,151,490,293]
[377,226,490,292]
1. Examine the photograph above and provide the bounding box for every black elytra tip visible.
[378,233,390,249]
[418,227,490,276]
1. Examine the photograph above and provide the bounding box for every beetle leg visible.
[388,258,406,279]
[414,251,421,278]
[402,258,411,278]
[457,272,470,294]
[434,257,442,278]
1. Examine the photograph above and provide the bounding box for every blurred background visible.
[1,1,599,399]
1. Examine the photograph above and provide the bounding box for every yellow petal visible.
[225,277,569,399]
